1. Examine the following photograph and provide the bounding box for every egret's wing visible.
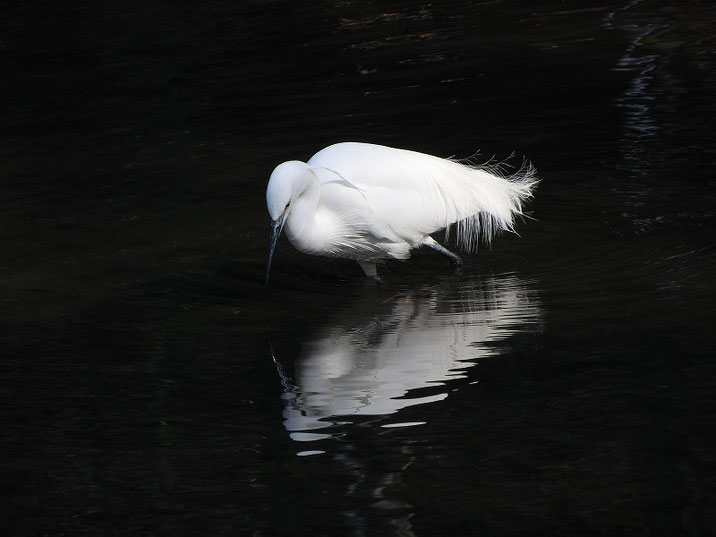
[308,142,538,251]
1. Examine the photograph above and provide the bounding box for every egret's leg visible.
[358,261,378,277]
[422,236,463,265]
[358,261,379,278]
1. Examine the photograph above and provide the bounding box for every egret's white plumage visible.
[265,142,538,283]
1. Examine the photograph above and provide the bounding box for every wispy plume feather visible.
[436,154,539,252]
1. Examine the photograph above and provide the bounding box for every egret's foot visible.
[422,237,463,266]
[363,274,385,286]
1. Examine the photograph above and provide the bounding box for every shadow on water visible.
[271,273,541,452]
[260,268,543,536]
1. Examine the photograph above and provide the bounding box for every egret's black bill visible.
[265,218,283,286]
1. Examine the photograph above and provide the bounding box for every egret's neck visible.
[285,176,322,253]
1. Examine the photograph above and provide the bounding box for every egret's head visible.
[265,160,312,286]
[266,160,311,221]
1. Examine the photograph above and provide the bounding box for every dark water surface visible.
[2,1,715,535]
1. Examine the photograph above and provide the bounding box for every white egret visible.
[265,142,538,284]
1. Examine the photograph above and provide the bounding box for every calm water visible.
[2,1,715,535]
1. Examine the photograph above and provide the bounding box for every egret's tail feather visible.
[444,157,539,253]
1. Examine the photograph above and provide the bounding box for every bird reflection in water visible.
[272,275,541,451]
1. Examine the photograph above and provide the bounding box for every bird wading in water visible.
[265,142,538,284]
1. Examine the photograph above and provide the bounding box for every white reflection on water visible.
[274,275,541,443]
